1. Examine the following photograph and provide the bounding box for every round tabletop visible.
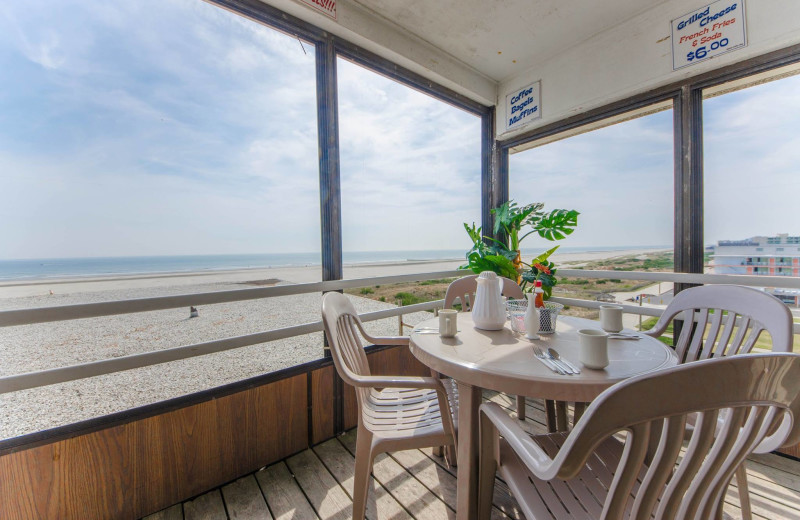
[409,313,678,402]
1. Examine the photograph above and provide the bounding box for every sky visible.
[0,0,797,260]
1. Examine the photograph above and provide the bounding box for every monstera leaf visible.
[466,253,518,280]
[525,209,580,241]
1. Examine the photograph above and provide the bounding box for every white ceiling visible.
[352,0,669,82]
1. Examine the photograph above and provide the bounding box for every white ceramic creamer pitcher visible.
[472,271,507,330]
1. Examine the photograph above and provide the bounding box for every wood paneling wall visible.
[0,344,427,519]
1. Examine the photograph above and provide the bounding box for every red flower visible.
[534,263,551,275]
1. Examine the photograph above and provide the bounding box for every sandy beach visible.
[0,247,667,440]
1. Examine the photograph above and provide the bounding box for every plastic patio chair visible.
[321,292,457,520]
[644,284,794,518]
[444,275,536,421]
[478,353,800,520]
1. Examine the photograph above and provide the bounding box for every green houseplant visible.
[462,201,578,299]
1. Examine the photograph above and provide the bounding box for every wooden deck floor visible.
[142,392,800,520]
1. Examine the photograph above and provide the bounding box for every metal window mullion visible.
[316,38,343,286]
[483,107,506,242]
[674,86,704,296]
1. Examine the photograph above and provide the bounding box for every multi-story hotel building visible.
[711,234,800,305]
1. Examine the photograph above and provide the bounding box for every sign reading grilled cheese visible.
[297,0,336,20]
[671,0,746,70]
[506,81,541,131]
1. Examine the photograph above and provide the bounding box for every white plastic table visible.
[409,312,678,520]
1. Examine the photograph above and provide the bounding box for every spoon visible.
[548,348,581,374]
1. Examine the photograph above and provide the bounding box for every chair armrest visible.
[367,336,411,346]
[480,403,560,481]
[350,374,443,390]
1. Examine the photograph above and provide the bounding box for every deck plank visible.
[746,461,800,493]
[313,438,411,520]
[418,447,524,520]
[286,449,352,520]
[255,462,320,520]
[221,475,272,519]
[389,448,513,520]
[183,490,227,520]
[142,504,184,520]
[339,431,455,520]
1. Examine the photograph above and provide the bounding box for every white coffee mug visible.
[439,309,458,338]
[578,329,609,369]
[599,304,624,333]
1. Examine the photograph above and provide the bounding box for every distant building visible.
[710,234,800,306]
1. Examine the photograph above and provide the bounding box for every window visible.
[509,105,674,255]
[337,57,481,277]
[704,67,800,282]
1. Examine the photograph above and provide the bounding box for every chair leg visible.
[735,462,752,520]
[352,428,374,520]
[430,368,449,457]
[516,395,526,420]
[478,412,498,520]
[445,442,458,467]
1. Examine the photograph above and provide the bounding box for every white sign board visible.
[671,0,746,70]
[506,81,541,131]
[297,0,336,20]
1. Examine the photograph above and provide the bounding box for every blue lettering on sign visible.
[677,3,737,31]
[510,88,533,104]
[508,105,538,127]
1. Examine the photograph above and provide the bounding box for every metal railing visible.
[2,268,799,396]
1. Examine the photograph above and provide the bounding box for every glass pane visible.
[337,57,481,322]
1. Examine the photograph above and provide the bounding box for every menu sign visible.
[506,81,541,131]
[671,0,746,70]
[297,0,336,20]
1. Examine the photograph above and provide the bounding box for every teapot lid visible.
[477,271,498,280]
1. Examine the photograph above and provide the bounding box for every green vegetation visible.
[393,292,425,306]
[562,278,590,285]
[419,278,457,286]
[359,287,374,295]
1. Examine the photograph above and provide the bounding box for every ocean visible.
[0,246,669,282]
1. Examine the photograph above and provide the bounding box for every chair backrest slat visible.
[741,323,765,354]
[716,313,738,357]
[700,309,724,359]
[683,308,708,361]
[630,416,686,519]
[601,422,651,520]
[678,406,747,518]
[654,409,719,519]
